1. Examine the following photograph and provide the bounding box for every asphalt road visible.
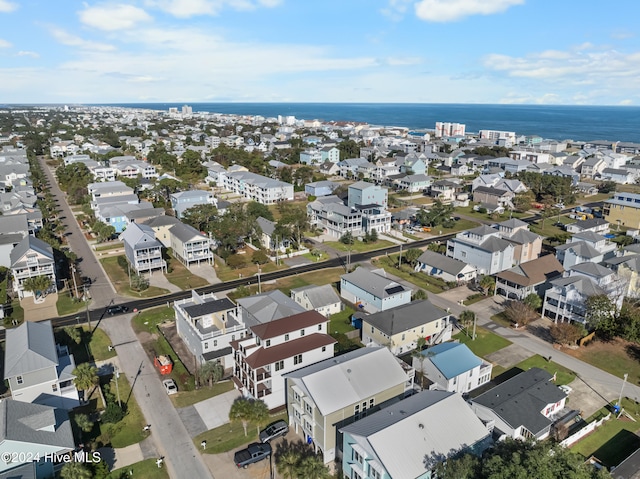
[37,156,121,309]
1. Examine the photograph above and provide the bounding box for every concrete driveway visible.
[21,293,59,321]
[148,271,181,293]
[566,376,610,418]
[194,389,241,430]
[190,264,221,284]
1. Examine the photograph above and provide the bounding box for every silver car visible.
[259,420,289,443]
[163,378,178,395]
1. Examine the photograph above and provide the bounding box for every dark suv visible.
[106,305,129,315]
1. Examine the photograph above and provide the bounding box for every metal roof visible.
[4,321,58,378]
[425,342,482,379]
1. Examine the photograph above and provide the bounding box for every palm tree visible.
[298,455,331,479]
[199,361,224,388]
[251,399,269,436]
[72,363,98,393]
[411,336,428,389]
[459,310,476,337]
[229,398,253,436]
[479,275,495,296]
[22,275,53,299]
[276,449,301,479]
[60,461,92,479]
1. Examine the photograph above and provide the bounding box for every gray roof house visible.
[256,216,289,251]
[415,249,477,283]
[236,290,306,328]
[340,267,411,313]
[169,221,213,267]
[470,367,567,440]
[359,300,452,355]
[170,190,215,219]
[174,291,241,367]
[290,284,343,318]
[4,321,80,410]
[340,390,491,479]
[119,223,167,274]
[10,236,57,299]
[0,399,75,478]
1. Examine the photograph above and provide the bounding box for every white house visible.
[340,267,411,313]
[290,284,343,318]
[446,225,515,275]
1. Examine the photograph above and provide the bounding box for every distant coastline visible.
[6,102,640,143]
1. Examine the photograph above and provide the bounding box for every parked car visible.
[106,305,129,315]
[163,379,178,395]
[558,385,572,395]
[259,420,289,443]
[234,443,272,468]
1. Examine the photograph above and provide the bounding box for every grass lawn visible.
[330,307,356,335]
[428,218,480,236]
[453,326,512,358]
[571,398,640,468]
[403,232,421,241]
[165,253,210,290]
[372,255,447,294]
[5,300,24,325]
[563,337,640,386]
[131,306,195,391]
[455,205,528,221]
[513,354,576,385]
[170,380,234,409]
[108,375,147,448]
[490,312,513,328]
[56,292,87,316]
[326,239,395,253]
[214,256,287,282]
[528,214,574,238]
[109,458,170,479]
[302,251,330,262]
[578,192,611,203]
[463,293,488,306]
[100,256,170,298]
[195,410,288,454]
[94,242,123,252]
[62,325,117,363]
[229,268,344,300]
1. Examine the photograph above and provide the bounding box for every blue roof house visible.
[413,342,492,394]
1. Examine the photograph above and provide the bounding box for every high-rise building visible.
[435,122,465,138]
[182,105,193,115]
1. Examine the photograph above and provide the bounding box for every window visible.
[305,402,313,415]
[285,334,289,341]
[300,329,305,336]
[461,251,466,258]
[369,467,381,479]
[322,346,326,352]
[294,354,302,365]
[275,360,284,371]
[318,324,322,331]
[16,376,23,385]
[266,340,271,347]
[213,340,217,347]
[353,449,363,465]
[371,326,374,333]
[401,333,405,341]
[204,343,209,350]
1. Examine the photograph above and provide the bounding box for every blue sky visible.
[1,0,639,105]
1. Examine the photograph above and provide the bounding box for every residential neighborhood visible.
[1,105,640,479]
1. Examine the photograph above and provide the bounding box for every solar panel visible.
[385,285,405,295]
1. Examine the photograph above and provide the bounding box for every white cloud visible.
[380,0,412,21]
[0,0,17,13]
[147,0,281,18]
[79,3,152,31]
[50,27,116,52]
[414,0,524,22]
[386,56,423,66]
[17,50,39,58]
[0,38,11,48]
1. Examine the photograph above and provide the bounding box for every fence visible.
[560,412,611,448]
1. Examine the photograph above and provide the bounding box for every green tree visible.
[73,413,94,433]
[412,289,428,301]
[478,275,495,296]
[416,200,454,228]
[297,454,332,479]
[276,449,301,479]
[549,322,585,345]
[340,231,354,245]
[404,248,423,267]
[459,310,476,336]
[411,336,428,389]
[60,461,93,479]
[585,294,620,338]
[181,204,219,232]
[229,398,268,436]
[513,191,535,212]
[338,139,361,160]
[246,201,274,221]
[523,293,543,311]
[199,361,224,388]
[64,326,82,345]
[72,363,99,392]
[22,275,53,299]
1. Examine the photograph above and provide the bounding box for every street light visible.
[256,263,262,294]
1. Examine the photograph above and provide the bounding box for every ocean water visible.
[100,103,640,143]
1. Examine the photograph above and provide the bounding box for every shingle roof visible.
[496,255,564,287]
[4,321,58,378]
[0,399,74,449]
[341,267,409,299]
[251,311,328,340]
[169,221,207,243]
[237,290,306,324]
[555,241,602,259]
[242,334,336,369]
[360,300,448,336]
[417,250,474,276]
[183,297,236,318]
[290,284,340,310]
[256,216,276,236]
[472,368,566,436]
[9,235,54,268]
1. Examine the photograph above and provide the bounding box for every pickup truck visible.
[234,442,272,468]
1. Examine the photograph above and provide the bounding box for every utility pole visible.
[618,373,628,408]
[71,263,79,300]
[84,285,90,328]
[398,243,403,268]
[256,263,262,294]
[472,313,477,340]
[114,366,121,407]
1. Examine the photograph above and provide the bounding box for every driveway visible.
[193,389,241,430]
[99,315,213,479]
[21,293,58,321]
[38,157,121,309]
[148,271,181,293]
[190,263,221,284]
[485,344,534,369]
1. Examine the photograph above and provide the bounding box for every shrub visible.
[503,300,538,327]
[227,254,248,269]
[101,402,125,424]
[252,249,269,265]
[549,322,585,345]
[117,255,129,272]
